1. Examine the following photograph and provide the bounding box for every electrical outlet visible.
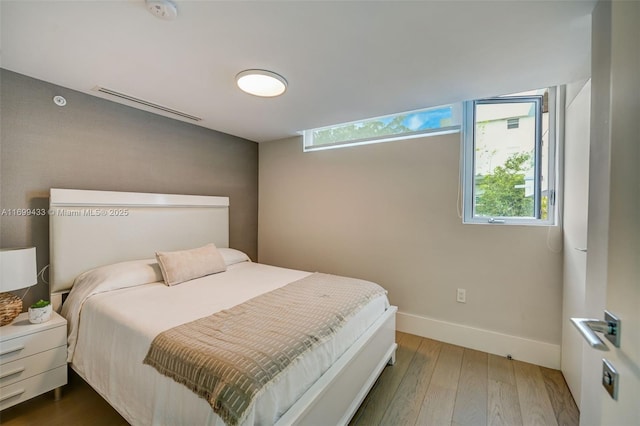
[457,288,466,303]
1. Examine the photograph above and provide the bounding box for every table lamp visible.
[0,247,37,326]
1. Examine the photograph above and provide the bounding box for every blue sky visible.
[375,106,452,131]
[403,107,452,130]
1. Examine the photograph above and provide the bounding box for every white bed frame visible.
[49,188,397,425]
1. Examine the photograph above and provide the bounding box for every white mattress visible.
[66,261,389,425]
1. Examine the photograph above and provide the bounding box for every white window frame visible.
[462,87,558,226]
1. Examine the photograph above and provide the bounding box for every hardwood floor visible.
[0,332,578,426]
[351,332,579,426]
[0,371,128,426]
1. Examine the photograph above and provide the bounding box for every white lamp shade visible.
[0,247,37,292]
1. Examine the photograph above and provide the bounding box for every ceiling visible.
[0,0,595,143]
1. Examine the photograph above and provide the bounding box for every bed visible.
[49,188,397,426]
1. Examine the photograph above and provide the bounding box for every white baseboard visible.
[396,311,561,369]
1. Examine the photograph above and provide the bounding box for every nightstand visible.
[0,311,67,410]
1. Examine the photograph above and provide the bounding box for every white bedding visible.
[64,261,390,425]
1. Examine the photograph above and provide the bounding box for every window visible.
[303,104,461,151]
[462,88,557,225]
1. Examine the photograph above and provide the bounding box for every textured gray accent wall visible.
[0,69,258,308]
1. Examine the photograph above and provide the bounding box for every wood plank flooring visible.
[0,331,578,426]
[351,332,579,426]
[0,369,128,426]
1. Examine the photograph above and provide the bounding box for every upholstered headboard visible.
[49,189,229,308]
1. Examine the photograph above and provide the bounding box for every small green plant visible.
[30,299,51,309]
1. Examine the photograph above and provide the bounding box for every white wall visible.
[259,133,564,367]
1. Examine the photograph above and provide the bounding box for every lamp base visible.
[0,292,23,326]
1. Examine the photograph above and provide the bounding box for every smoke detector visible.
[53,95,67,107]
[145,0,178,20]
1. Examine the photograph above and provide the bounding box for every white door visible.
[561,80,591,408]
[576,1,640,425]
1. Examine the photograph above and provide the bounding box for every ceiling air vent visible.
[93,87,202,122]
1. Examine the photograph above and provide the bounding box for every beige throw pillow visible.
[156,243,227,286]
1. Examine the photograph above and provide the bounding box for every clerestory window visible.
[303,104,461,152]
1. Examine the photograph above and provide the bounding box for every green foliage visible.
[540,195,548,220]
[313,115,411,145]
[475,152,534,217]
[30,299,50,309]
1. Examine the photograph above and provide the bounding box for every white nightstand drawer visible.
[0,365,67,410]
[0,345,66,387]
[0,325,66,365]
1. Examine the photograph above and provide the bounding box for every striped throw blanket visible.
[143,272,386,426]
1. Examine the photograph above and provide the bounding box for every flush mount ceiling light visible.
[236,69,288,97]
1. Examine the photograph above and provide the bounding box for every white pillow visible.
[218,248,251,266]
[71,259,163,294]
